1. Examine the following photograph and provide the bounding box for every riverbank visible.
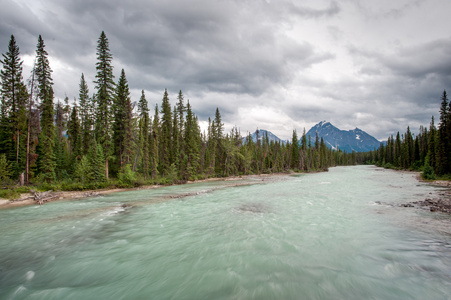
[399,174,451,213]
[0,172,292,210]
[3,167,449,212]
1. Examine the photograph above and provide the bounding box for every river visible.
[1,166,450,299]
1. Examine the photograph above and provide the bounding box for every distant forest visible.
[366,90,451,179]
[0,32,449,193]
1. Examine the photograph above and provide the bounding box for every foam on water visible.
[25,271,34,281]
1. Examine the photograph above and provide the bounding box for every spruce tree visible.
[35,35,56,182]
[25,65,40,183]
[68,100,82,167]
[0,35,27,175]
[87,140,106,183]
[159,89,172,175]
[137,90,150,179]
[176,90,185,134]
[112,69,133,173]
[172,106,180,172]
[291,129,300,170]
[437,90,450,174]
[0,89,7,158]
[184,101,201,179]
[78,73,93,154]
[214,107,224,138]
[394,132,402,167]
[213,108,224,174]
[150,104,160,178]
[176,90,185,167]
[54,99,70,179]
[0,153,12,182]
[15,83,28,176]
[205,117,216,175]
[320,137,328,169]
[405,126,414,168]
[94,31,115,179]
[427,117,437,172]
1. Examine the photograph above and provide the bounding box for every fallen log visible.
[33,190,59,206]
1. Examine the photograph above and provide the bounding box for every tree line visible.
[0,32,358,190]
[363,90,451,179]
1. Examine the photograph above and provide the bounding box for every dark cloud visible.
[0,0,450,141]
[381,39,451,79]
[4,0,333,98]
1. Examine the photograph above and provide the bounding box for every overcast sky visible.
[1,0,450,140]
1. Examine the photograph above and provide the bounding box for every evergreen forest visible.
[0,32,449,197]
[364,90,451,180]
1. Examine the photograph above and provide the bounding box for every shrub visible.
[0,189,20,200]
[0,154,12,182]
[421,161,436,180]
[117,164,137,188]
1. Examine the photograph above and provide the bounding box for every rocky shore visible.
[401,180,451,214]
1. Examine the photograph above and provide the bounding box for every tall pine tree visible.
[437,90,450,174]
[183,101,201,179]
[68,99,82,170]
[0,35,28,176]
[112,69,133,173]
[150,104,160,178]
[94,31,115,179]
[159,89,172,175]
[54,98,70,179]
[79,73,93,154]
[35,35,56,182]
[137,90,150,179]
[291,129,300,170]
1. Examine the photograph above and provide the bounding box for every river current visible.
[1,166,451,299]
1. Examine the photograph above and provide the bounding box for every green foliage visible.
[159,89,173,175]
[117,164,137,188]
[1,35,28,177]
[87,141,106,182]
[291,129,299,170]
[148,104,159,179]
[112,69,134,175]
[0,153,12,182]
[137,90,150,179]
[94,31,115,179]
[421,162,436,180]
[74,155,89,184]
[78,73,93,154]
[160,163,178,185]
[35,35,56,182]
[421,155,436,180]
[68,102,81,163]
[0,189,20,199]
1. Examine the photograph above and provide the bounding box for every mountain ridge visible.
[306,121,381,152]
[247,121,381,152]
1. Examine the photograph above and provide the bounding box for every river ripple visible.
[1,166,450,299]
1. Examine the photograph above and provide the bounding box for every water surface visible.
[1,166,450,299]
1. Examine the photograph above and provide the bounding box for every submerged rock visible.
[236,202,271,214]
[402,194,451,214]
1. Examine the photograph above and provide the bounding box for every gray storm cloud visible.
[0,0,450,140]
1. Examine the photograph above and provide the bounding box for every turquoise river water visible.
[1,166,451,299]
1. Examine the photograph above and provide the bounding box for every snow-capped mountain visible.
[244,122,381,152]
[246,129,286,144]
[306,121,381,153]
